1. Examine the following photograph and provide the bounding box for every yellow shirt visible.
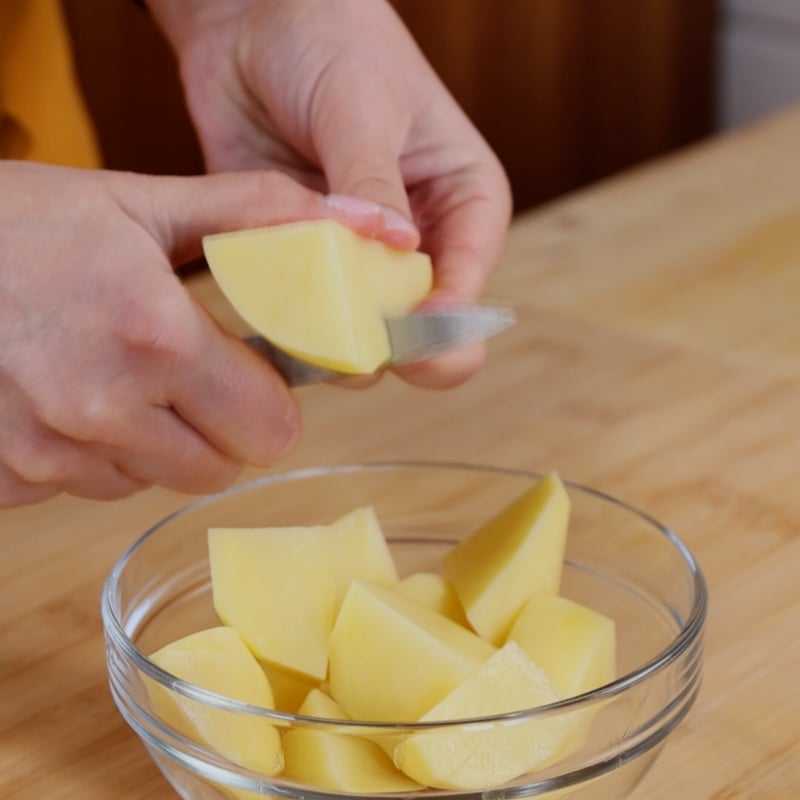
[0,0,101,167]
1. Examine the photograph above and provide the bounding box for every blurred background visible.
[61,0,800,215]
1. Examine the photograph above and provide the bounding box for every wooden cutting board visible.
[2,107,800,798]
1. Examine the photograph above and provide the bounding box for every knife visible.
[246,304,517,387]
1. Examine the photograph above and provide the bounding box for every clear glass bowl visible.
[102,462,707,800]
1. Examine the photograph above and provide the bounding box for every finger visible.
[1,422,146,503]
[393,162,510,388]
[393,341,486,390]
[91,404,245,496]
[324,154,420,249]
[316,105,420,250]
[104,170,394,267]
[37,376,245,498]
[44,303,274,492]
[415,168,512,306]
[23,332,249,497]
[61,462,147,502]
[0,375,147,502]
[324,191,419,249]
[164,311,303,469]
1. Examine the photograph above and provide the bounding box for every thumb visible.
[320,139,420,250]
[103,169,395,266]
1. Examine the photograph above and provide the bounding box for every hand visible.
[0,161,398,507]
[150,0,512,388]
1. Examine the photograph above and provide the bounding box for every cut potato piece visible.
[145,627,282,775]
[507,594,616,697]
[208,526,337,680]
[260,661,319,714]
[508,594,616,757]
[330,506,398,607]
[328,580,495,722]
[444,472,570,644]
[394,641,574,789]
[396,572,470,627]
[282,689,421,793]
[203,219,432,374]
[208,509,399,680]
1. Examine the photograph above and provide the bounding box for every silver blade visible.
[385,305,517,364]
[245,304,517,386]
[244,336,342,386]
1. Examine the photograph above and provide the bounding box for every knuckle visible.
[6,438,68,487]
[349,174,397,195]
[0,469,58,508]
[114,300,192,364]
[37,384,133,450]
[250,168,329,217]
[255,168,297,195]
[50,393,120,445]
[343,173,405,210]
[250,169,300,206]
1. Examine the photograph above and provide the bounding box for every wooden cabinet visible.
[390,0,718,211]
[64,0,717,213]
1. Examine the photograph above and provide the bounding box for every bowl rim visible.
[102,460,708,729]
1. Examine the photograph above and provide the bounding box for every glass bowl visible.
[102,462,706,800]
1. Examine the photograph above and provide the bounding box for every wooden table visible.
[3,107,800,799]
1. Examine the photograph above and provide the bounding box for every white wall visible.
[717,0,800,129]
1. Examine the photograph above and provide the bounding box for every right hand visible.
[0,161,396,508]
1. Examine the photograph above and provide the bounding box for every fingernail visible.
[381,206,418,238]
[323,194,384,218]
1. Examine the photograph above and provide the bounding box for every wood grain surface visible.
[2,107,800,798]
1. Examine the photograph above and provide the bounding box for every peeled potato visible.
[146,626,282,775]
[328,580,495,722]
[282,689,420,793]
[444,472,570,644]
[394,641,575,789]
[152,471,618,796]
[203,220,432,374]
[208,506,398,680]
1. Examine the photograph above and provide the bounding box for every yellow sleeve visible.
[0,0,101,168]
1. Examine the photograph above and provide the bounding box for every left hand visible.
[149,0,512,388]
